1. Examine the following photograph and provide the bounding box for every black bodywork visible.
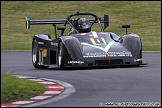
[26,12,147,69]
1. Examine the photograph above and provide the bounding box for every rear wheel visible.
[58,41,65,69]
[32,39,49,69]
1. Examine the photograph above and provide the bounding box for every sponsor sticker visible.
[107,51,132,57]
[83,51,132,58]
[83,52,107,58]
[51,42,58,46]
[67,61,84,64]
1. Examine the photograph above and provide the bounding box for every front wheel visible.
[32,39,49,69]
[58,41,65,69]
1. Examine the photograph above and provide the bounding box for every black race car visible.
[26,12,147,69]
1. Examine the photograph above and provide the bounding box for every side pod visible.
[60,36,83,61]
[120,33,142,59]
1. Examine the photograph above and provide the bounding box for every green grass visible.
[1,73,46,104]
[1,1,161,51]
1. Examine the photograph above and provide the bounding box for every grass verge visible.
[1,73,46,104]
[1,1,161,51]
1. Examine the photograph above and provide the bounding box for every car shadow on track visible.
[47,65,147,71]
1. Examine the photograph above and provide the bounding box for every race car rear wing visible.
[26,16,66,31]
[26,13,109,31]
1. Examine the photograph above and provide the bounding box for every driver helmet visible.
[77,18,91,33]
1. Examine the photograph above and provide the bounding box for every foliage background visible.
[1,1,161,51]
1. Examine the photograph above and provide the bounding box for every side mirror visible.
[57,26,66,30]
[122,24,130,34]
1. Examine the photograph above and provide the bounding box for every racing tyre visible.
[58,41,65,69]
[32,39,49,69]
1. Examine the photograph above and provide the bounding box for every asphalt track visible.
[1,51,161,107]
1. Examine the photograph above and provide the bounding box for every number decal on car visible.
[90,37,106,45]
